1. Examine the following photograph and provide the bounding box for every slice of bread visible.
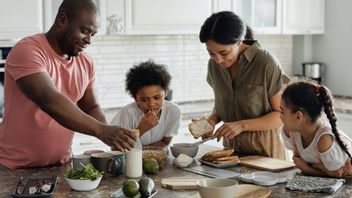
[201,149,234,161]
[213,157,240,164]
[213,156,238,161]
[188,119,213,138]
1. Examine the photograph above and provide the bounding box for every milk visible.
[125,148,143,178]
[125,129,143,178]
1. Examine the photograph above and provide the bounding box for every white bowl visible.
[65,176,102,191]
[197,179,238,198]
[170,143,199,158]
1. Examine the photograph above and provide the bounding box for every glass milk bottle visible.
[125,129,143,178]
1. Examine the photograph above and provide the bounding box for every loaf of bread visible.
[188,119,213,138]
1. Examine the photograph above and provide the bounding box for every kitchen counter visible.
[1,145,352,198]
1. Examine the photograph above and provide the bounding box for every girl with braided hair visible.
[280,78,352,177]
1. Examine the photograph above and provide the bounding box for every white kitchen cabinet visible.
[282,0,325,34]
[0,0,44,40]
[233,0,282,34]
[106,0,214,35]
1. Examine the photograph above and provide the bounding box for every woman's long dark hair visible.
[282,78,352,160]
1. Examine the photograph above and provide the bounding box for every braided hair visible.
[282,78,352,160]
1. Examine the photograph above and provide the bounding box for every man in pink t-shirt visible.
[0,0,135,170]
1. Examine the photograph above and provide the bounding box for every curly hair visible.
[125,60,171,98]
[282,77,352,160]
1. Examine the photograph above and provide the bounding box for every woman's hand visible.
[213,121,245,140]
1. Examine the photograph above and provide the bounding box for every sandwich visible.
[188,118,213,138]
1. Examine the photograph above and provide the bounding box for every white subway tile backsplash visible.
[0,34,293,109]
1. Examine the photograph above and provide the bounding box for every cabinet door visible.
[0,0,43,40]
[233,0,282,34]
[282,0,325,34]
[114,0,213,35]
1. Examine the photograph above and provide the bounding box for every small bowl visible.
[170,143,199,158]
[197,179,238,198]
[65,176,102,191]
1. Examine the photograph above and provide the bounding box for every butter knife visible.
[191,137,216,147]
[16,177,29,195]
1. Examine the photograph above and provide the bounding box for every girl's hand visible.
[312,158,352,178]
[213,121,244,140]
[292,156,310,171]
[312,163,344,177]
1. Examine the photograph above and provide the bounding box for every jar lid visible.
[131,129,140,138]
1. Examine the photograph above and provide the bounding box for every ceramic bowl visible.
[65,176,102,191]
[197,178,238,198]
[170,143,199,158]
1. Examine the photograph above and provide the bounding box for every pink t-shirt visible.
[0,34,95,169]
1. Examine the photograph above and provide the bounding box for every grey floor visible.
[72,100,352,155]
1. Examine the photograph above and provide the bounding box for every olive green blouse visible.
[206,41,288,159]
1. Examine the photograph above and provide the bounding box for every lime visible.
[143,158,159,174]
[122,179,139,197]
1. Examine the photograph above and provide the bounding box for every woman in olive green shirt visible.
[198,11,288,159]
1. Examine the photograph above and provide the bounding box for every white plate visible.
[198,158,240,169]
[239,171,287,186]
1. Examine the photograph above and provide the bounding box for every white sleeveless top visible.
[281,120,352,171]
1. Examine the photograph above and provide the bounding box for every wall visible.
[86,34,293,108]
[293,0,352,97]
[0,35,293,109]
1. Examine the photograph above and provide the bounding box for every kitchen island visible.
[1,144,352,198]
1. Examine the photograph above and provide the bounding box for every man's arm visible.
[77,87,107,123]
[17,72,134,150]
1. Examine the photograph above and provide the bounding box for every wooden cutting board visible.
[161,177,199,190]
[239,155,295,172]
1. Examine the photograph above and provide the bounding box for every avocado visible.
[138,177,154,198]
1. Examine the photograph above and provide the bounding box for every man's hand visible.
[98,125,136,151]
[138,110,159,134]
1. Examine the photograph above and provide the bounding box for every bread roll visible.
[188,119,213,138]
